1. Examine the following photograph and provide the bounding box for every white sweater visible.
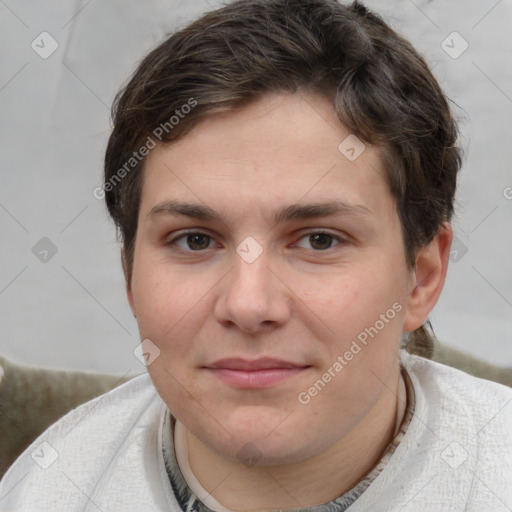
[0,352,511,511]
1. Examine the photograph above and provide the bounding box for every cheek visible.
[296,265,407,390]
[132,260,212,341]
[296,264,400,334]
[133,267,207,408]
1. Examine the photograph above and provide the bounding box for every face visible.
[127,92,416,466]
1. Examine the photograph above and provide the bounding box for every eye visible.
[295,231,345,251]
[171,232,216,251]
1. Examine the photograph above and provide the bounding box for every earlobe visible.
[403,223,453,332]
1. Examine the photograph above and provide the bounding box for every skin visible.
[127,92,452,510]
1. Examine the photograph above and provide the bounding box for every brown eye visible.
[296,232,342,251]
[309,233,334,250]
[173,232,214,251]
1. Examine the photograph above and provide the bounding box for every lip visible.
[206,358,305,371]
[203,358,310,389]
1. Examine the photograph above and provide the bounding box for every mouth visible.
[202,358,310,389]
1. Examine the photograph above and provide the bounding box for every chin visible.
[192,409,325,467]
[210,435,318,468]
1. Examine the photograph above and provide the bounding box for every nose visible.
[214,248,291,334]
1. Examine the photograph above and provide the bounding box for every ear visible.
[122,248,136,317]
[403,223,453,332]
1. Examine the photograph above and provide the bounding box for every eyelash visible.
[166,229,349,253]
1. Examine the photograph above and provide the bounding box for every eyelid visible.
[164,228,350,252]
[166,229,220,251]
[293,229,350,250]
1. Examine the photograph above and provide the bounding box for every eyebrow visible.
[147,199,372,224]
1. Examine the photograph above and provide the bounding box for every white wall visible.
[1,0,511,375]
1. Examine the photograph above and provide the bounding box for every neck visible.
[184,368,403,511]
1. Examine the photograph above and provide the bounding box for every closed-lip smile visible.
[203,358,310,388]
[205,357,306,370]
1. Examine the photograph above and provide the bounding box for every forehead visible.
[139,92,395,224]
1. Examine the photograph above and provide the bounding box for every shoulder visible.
[402,350,512,413]
[347,352,512,510]
[0,372,158,473]
[401,351,512,483]
[0,373,179,511]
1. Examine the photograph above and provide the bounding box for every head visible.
[103,0,460,466]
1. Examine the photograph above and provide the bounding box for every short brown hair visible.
[103,0,462,357]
